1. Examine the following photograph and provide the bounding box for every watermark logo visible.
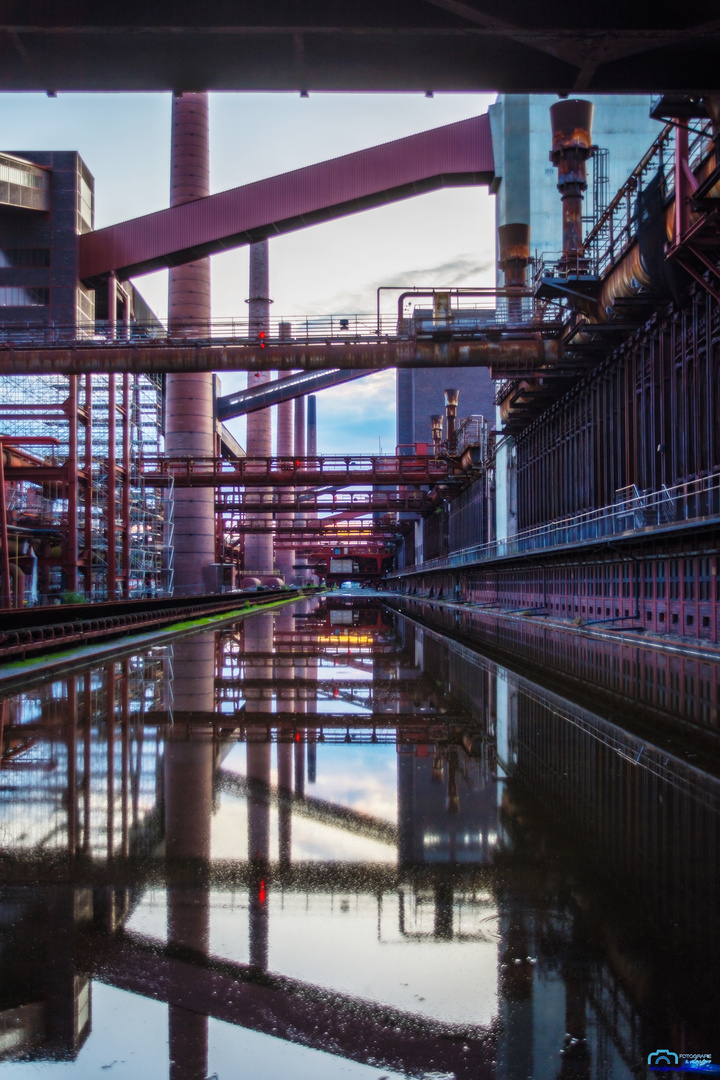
[648,1050,720,1073]
[649,1051,680,1069]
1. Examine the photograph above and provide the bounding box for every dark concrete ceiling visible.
[1,2,720,94]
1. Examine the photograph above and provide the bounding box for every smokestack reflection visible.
[244,610,274,971]
[164,633,214,1080]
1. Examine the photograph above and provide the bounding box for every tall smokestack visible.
[549,99,594,274]
[444,389,459,453]
[244,240,274,577]
[275,322,294,582]
[166,92,214,596]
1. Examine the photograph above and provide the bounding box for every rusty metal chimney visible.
[430,414,444,452]
[549,99,594,274]
[498,223,530,321]
[444,389,459,453]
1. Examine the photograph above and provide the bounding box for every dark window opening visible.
[0,247,50,268]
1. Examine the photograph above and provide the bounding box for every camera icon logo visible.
[648,1050,680,1067]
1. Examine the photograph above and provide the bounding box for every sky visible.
[0,91,498,453]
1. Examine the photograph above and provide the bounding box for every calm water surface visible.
[0,595,717,1079]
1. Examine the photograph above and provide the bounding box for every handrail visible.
[536,118,715,292]
[0,302,562,350]
[392,470,720,576]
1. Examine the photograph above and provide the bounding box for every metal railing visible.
[534,119,715,291]
[0,301,563,350]
[140,453,450,485]
[455,415,490,460]
[392,471,720,576]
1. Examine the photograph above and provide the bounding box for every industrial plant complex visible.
[0,6,718,1078]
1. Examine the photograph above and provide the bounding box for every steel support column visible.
[165,92,215,596]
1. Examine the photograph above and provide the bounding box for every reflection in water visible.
[0,595,717,1077]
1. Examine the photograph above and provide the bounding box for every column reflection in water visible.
[294,599,310,797]
[165,633,214,1080]
[244,610,273,971]
[275,606,294,866]
[1,596,720,1077]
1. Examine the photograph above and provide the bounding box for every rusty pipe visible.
[498,223,530,320]
[0,336,561,375]
[444,388,459,453]
[430,413,443,450]
[550,99,594,270]
[393,286,531,328]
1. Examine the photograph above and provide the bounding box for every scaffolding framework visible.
[0,372,166,606]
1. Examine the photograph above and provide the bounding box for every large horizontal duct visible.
[0,336,560,376]
[217,367,373,420]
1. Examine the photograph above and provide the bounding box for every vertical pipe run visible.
[444,389,459,454]
[166,92,215,596]
[549,99,594,275]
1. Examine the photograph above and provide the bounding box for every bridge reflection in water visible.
[0,595,717,1078]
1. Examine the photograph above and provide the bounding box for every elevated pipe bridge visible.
[0,331,561,377]
[136,454,453,489]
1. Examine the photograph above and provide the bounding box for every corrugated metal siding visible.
[423,508,449,561]
[79,113,493,280]
[396,532,415,570]
[448,480,487,551]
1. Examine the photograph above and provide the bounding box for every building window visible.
[698,557,711,602]
[643,562,653,599]
[0,248,50,268]
[79,175,93,229]
[683,558,696,601]
[669,559,680,600]
[0,159,47,189]
[0,286,49,306]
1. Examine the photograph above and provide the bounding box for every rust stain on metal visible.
[0,336,559,376]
